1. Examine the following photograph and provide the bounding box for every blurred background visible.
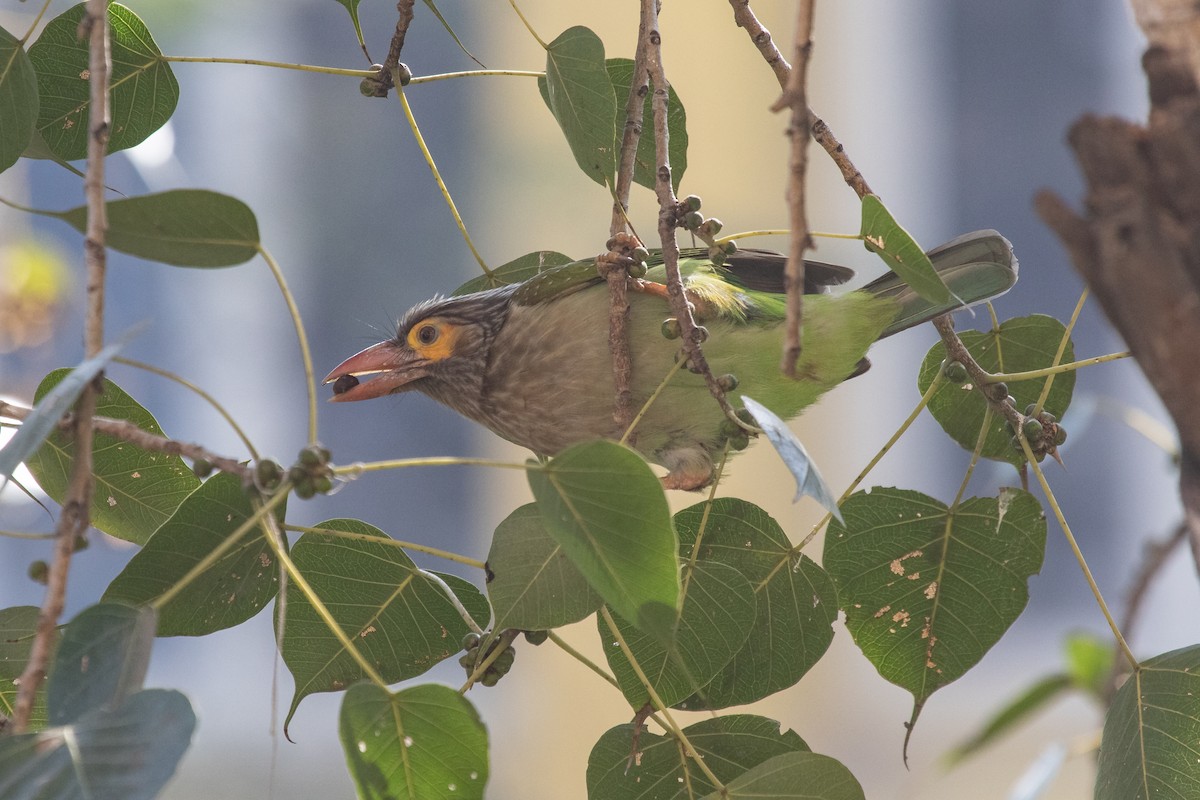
[1,1,1194,797]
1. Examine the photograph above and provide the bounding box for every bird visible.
[324,230,1017,490]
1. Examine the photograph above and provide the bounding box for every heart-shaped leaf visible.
[452,250,574,296]
[0,26,39,174]
[486,503,603,631]
[539,26,617,187]
[702,751,865,800]
[605,58,687,192]
[340,682,488,800]
[27,3,178,161]
[917,315,1075,465]
[824,487,1046,717]
[528,440,679,641]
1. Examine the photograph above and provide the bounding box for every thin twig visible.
[932,315,1022,433]
[643,10,740,454]
[12,0,110,733]
[361,0,417,97]
[726,0,791,89]
[773,0,816,377]
[0,401,252,481]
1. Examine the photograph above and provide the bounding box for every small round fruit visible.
[627,261,647,279]
[683,194,702,212]
[192,458,214,478]
[524,630,548,646]
[28,560,49,584]
[1022,418,1044,441]
[683,211,704,230]
[333,374,360,395]
[717,374,739,392]
[941,360,969,384]
[632,246,650,262]
[661,318,681,340]
[1054,425,1068,446]
[462,632,481,651]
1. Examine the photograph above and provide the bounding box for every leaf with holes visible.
[102,471,282,636]
[27,3,178,161]
[25,371,200,545]
[823,487,1045,726]
[918,315,1075,466]
[861,194,949,305]
[672,498,837,710]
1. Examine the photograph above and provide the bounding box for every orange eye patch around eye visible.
[406,318,462,362]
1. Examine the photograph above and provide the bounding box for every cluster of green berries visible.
[940,359,1068,462]
[459,632,518,687]
[678,195,737,265]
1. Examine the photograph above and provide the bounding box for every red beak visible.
[323,340,429,402]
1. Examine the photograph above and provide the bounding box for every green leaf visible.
[741,396,842,522]
[917,315,1076,465]
[539,26,618,187]
[1097,644,1200,800]
[53,190,260,267]
[419,0,484,68]
[604,58,687,192]
[102,471,282,636]
[0,26,39,174]
[945,673,1072,765]
[486,503,603,631]
[0,339,127,484]
[588,715,809,800]
[25,371,200,545]
[0,689,195,800]
[48,604,156,726]
[27,3,179,161]
[673,498,837,710]
[703,751,865,800]
[452,250,574,296]
[280,520,481,729]
[602,560,755,709]
[332,0,368,57]
[1063,631,1113,697]
[824,488,1046,711]
[528,440,679,641]
[860,194,950,304]
[0,606,54,731]
[340,682,488,800]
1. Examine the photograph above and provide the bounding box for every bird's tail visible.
[863,230,1018,338]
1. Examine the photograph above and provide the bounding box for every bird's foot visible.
[659,447,716,491]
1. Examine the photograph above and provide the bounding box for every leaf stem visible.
[1019,435,1138,669]
[547,630,621,690]
[1033,288,1089,415]
[20,0,54,44]
[410,69,543,84]
[599,607,725,791]
[620,359,685,447]
[991,351,1130,383]
[257,245,318,445]
[506,0,548,49]
[332,456,530,477]
[395,84,492,277]
[285,523,487,570]
[114,356,259,460]
[160,55,376,77]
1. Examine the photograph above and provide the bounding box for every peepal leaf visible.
[703,752,865,800]
[0,338,127,486]
[1097,644,1200,800]
[453,250,574,296]
[540,26,617,187]
[604,58,687,192]
[25,371,201,546]
[280,520,482,729]
[917,315,1075,465]
[54,190,260,267]
[588,715,809,800]
[48,604,156,726]
[0,606,54,730]
[602,560,755,709]
[861,194,950,305]
[741,395,842,522]
[340,683,488,800]
[28,3,178,161]
[673,499,837,710]
[824,488,1045,716]
[0,27,38,174]
[102,471,282,636]
[486,503,603,631]
[0,689,195,800]
[528,440,679,641]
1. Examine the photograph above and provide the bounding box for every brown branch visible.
[811,116,872,200]
[727,0,791,90]
[932,316,1023,434]
[772,0,816,378]
[1037,40,1200,576]
[12,0,110,733]
[643,8,739,453]
[361,0,417,97]
[0,401,252,481]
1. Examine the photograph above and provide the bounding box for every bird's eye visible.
[416,324,439,346]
